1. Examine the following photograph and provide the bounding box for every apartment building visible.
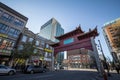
[103,18,120,61]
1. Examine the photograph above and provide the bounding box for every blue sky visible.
[0,0,120,60]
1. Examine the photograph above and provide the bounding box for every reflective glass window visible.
[64,38,74,45]
[1,12,14,23]
[0,10,2,14]
[0,23,9,33]
[8,28,20,38]
[8,28,15,36]
[46,44,49,48]
[29,38,33,42]
[33,49,37,53]
[11,42,15,47]
[21,35,27,42]
[1,13,9,21]
[41,40,45,46]
[14,30,20,37]
[0,38,2,43]
[14,18,24,27]
[18,45,23,50]
[35,40,39,46]
[0,23,2,28]
[8,16,14,23]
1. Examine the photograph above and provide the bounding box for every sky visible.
[0,0,120,60]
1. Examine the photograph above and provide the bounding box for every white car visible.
[0,65,16,75]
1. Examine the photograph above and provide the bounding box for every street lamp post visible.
[51,48,54,71]
[98,40,106,61]
[90,38,102,74]
[91,37,108,80]
[98,39,110,78]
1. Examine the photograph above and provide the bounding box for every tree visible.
[20,42,35,59]
[13,40,40,65]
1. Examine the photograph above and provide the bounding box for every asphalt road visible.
[0,70,100,80]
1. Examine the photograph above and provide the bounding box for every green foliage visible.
[14,41,39,59]
[13,49,21,58]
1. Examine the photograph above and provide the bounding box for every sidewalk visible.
[95,70,120,80]
[107,71,120,80]
[68,68,98,71]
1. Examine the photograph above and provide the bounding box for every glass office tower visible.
[40,18,64,42]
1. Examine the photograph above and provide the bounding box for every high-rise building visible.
[40,18,64,66]
[40,18,64,42]
[103,18,120,61]
[0,2,28,65]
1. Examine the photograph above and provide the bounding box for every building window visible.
[8,15,14,23]
[35,41,39,46]
[47,53,52,57]
[11,42,15,47]
[14,30,20,37]
[18,45,23,50]
[45,52,48,57]
[28,38,33,42]
[41,40,45,46]
[115,28,118,31]
[21,35,27,42]
[8,28,15,36]
[110,29,113,32]
[14,18,24,27]
[0,10,2,14]
[1,13,9,21]
[1,12,14,23]
[64,38,74,45]
[33,49,37,53]
[0,38,2,43]
[0,23,9,33]
[46,44,49,48]
[8,28,20,38]
[108,27,112,29]
[0,23,2,28]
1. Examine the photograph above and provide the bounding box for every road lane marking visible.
[31,74,54,78]
[10,74,54,80]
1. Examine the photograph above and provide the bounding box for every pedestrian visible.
[21,64,25,72]
[44,64,47,69]
[115,63,120,74]
[105,62,111,76]
[102,61,111,76]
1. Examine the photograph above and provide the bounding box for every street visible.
[0,69,100,80]
[0,69,120,80]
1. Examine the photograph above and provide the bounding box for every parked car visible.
[24,65,46,74]
[0,65,16,75]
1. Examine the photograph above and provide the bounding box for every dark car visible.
[24,65,46,74]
